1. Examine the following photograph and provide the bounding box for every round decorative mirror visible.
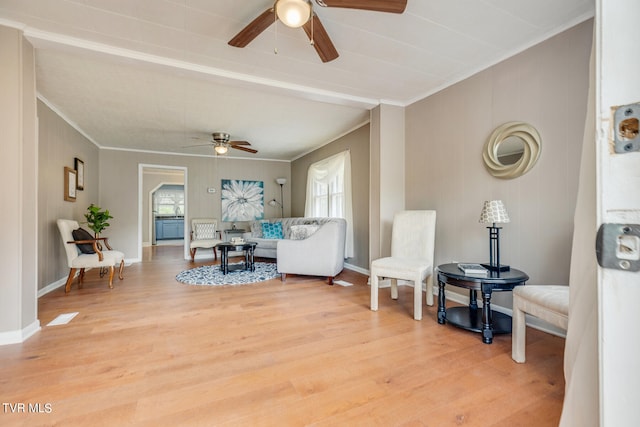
[482,122,541,179]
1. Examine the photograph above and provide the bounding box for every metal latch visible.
[613,103,640,153]
[596,224,640,271]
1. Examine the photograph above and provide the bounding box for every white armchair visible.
[57,219,125,293]
[189,218,223,262]
[277,219,346,285]
[370,210,437,321]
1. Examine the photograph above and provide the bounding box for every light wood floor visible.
[0,246,565,426]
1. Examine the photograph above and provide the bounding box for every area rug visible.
[175,262,278,286]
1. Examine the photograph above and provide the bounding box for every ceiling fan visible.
[187,132,258,155]
[228,0,408,63]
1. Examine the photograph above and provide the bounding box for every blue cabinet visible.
[155,218,184,240]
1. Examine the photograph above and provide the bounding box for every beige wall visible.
[37,101,290,287]
[370,104,405,261]
[100,150,290,261]
[38,100,101,291]
[405,20,593,307]
[291,124,370,270]
[0,26,38,337]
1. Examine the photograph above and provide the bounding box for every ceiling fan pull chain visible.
[274,8,278,54]
[310,6,315,46]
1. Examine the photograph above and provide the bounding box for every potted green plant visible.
[84,204,113,237]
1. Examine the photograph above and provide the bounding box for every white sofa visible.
[243,217,347,284]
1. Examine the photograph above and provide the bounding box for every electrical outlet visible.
[207,187,216,194]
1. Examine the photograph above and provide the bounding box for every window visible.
[304,151,354,258]
[153,185,184,216]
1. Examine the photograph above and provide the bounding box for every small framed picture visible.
[64,167,77,202]
[74,157,84,190]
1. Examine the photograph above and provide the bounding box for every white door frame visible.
[595,0,640,424]
[138,164,189,261]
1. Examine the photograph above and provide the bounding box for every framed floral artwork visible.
[221,179,264,222]
[64,167,77,202]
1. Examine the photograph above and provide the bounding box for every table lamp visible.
[479,200,511,272]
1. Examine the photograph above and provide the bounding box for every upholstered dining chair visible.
[370,210,437,320]
[56,219,125,293]
[189,218,223,262]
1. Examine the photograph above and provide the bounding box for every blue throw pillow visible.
[262,222,284,239]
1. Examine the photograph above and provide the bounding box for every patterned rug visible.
[175,262,278,286]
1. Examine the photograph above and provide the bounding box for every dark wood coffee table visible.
[215,242,258,275]
[436,263,528,344]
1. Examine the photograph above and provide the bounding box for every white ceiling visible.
[0,0,594,160]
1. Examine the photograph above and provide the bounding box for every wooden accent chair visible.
[57,219,125,293]
[189,218,223,262]
[512,285,569,363]
[370,210,437,320]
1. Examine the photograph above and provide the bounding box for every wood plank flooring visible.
[0,245,565,426]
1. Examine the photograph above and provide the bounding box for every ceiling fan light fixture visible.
[214,143,229,155]
[275,0,312,28]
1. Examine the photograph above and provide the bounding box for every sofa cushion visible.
[262,222,284,239]
[72,228,96,254]
[290,224,319,240]
[251,219,269,238]
[249,217,335,239]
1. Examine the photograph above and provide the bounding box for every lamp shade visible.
[275,0,311,28]
[479,200,510,224]
[276,178,287,185]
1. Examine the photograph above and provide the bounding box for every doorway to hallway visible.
[138,164,188,262]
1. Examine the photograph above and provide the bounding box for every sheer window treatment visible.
[304,150,354,258]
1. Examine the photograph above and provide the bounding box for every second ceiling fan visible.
[188,132,258,155]
[228,0,408,63]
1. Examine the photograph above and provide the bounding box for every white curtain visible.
[304,150,354,258]
[559,30,599,426]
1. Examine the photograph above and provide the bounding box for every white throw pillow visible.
[195,223,216,240]
[251,220,269,238]
[289,224,319,240]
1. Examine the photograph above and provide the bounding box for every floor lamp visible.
[269,178,286,217]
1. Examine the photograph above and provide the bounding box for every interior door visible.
[596,0,640,424]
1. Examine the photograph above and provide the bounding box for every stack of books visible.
[457,263,488,276]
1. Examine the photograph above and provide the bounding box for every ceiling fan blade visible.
[232,145,258,154]
[318,0,407,13]
[229,140,251,146]
[303,14,339,63]
[228,8,276,48]
[183,143,213,148]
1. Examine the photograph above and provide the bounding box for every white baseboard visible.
[367,278,567,339]
[0,320,41,345]
[38,275,68,297]
[344,262,369,275]
[437,288,567,338]
[39,260,138,298]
